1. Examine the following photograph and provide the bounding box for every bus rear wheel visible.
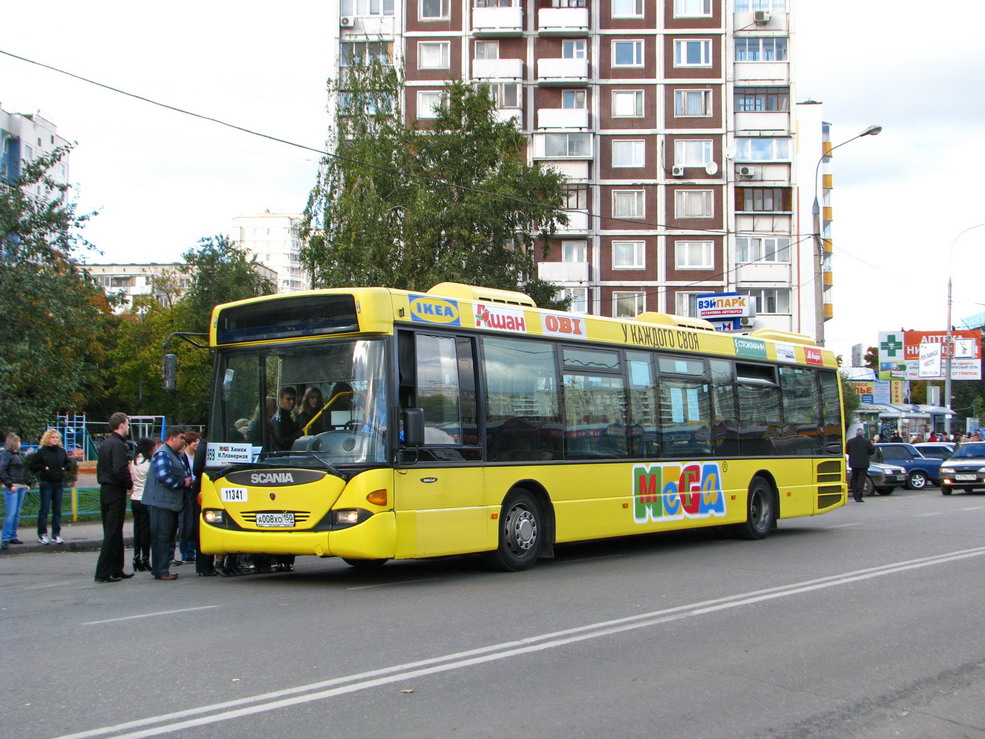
[484,490,543,572]
[732,476,775,541]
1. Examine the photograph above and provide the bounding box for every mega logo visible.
[632,462,727,524]
[474,303,527,333]
[409,295,461,325]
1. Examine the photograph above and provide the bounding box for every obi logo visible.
[409,295,461,325]
[541,313,585,339]
[632,462,727,523]
[474,303,526,332]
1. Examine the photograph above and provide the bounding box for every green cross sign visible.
[880,333,903,358]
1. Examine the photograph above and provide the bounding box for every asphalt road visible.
[4,486,985,738]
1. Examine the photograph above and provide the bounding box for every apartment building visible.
[335,0,824,336]
[229,211,308,294]
[1,106,70,194]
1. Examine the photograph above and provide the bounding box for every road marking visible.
[82,605,218,625]
[58,545,985,739]
[914,512,946,517]
[829,523,863,529]
[24,580,76,590]
[962,506,985,511]
[346,578,439,590]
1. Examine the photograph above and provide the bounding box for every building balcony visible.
[472,6,523,37]
[557,209,590,232]
[531,132,594,160]
[537,58,590,86]
[538,8,589,36]
[734,111,789,135]
[538,261,589,283]
[537,108,589,129]
[735,262,790,284]
[494,107,523,125]
[734,62,789,85]
[473,58,524,80]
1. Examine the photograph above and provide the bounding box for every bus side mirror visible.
[163,353,178,392]
[403,408,424,447]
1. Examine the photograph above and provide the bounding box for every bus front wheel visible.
[341,558,388,570]
[733,476,775,541]
[484,490,543,572]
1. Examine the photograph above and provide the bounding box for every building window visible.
[735,0,787,11]
[545,133,591,157]
[562,89,587,109]
[489,82,520,109]
[418,41,450,69]
[735,87,789,112]
[737,187,791,212]
[562,240,587,262]
[341,0,395,15]
[740,287,790,314]
[563,186,589,210]
[675,241,714,269]
[613,40,644,67]
[735,37,788,62]
[563,39,587,59]
[675,292,701,317]
[417,91,448,119]
[736,137,790,161]
[675,190,714,219]
[736,237,790,263]
[674,89,711,117]
[613,291,646,318]
[674,0,711,17]
[612,240,645,269]
[674,39,712,67]
[475,0,516,6]
[561,288,589,313]
[674,139,713,167]
[612,90,644,117]
[612,0,644,18]
[612,139,644,167]
[420,0,450,19]
[340,41,392,66]
[552,0,586,6]
[475,40,499,59]
[612,190,644,219]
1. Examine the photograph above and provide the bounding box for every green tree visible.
[0,146,113,435]
[301,61,569,307]
[840,369,861,427]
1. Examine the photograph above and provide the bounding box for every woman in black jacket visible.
[34,429,72,545]
[1,432,29,549]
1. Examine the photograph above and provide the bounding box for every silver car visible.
[939,442,985,495]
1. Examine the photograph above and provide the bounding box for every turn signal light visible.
[366,489,388,506]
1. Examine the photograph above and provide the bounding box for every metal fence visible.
[1,486,103,522]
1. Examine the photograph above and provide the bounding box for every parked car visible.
[913,442,956,461]
[938,442,985,495]
[873,443,942,490]
[862,461,908,496]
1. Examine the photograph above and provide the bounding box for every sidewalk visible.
[2,520,118,555]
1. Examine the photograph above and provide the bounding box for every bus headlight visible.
[203,509,225,525]
[331,509,372,528]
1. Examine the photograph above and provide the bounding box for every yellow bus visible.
[199,282,845,571]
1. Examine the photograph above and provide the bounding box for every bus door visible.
[394,332,487,558]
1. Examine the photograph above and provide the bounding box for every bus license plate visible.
[256,512,294,528]
[956,474,977,481]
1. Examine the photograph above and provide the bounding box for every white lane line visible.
[914,512,946,517]
[23,580,76,590]
[346,578,440,590]
[82,605,218,625]
[58,544,985,739]
[829,523,864,528]
[962,506,985,511]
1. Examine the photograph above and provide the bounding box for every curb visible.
[1,536,132,556]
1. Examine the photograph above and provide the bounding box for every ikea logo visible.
[409,295,461,326]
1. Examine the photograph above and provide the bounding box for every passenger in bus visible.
[270,386,300,450]
[247,398,277,446]
[296,386,329,436]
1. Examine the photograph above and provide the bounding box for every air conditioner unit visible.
[340,15,355,27]
[739,317,755,328]
[737,165,757,179]
[671,165,685,178]
[754,11,771,24]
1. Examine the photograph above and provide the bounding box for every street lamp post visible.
[811,124,882,346]
[944,222,985,435]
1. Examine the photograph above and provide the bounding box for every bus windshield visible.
[210,338,388,465]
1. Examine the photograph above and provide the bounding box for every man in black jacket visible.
[846,428,875,503]
[95,413,133,583]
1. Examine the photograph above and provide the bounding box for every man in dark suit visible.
[846,428,875,503]
[94,413,133,582]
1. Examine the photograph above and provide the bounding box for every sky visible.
[3,1,985,364]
